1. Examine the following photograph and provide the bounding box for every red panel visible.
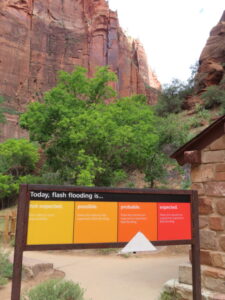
[158,203,191,240]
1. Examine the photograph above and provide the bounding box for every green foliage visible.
[187,106,211,129]
[0,139,40,177]
[181,178,191,190]
[200,85,225,109]
[18,173,63,186]
[19,66,195,188]
[0,248,13,286]
[20,66,169,187]
[110,170,128,186]
[160,291,180,300]
[22,279,86,300]
[0,174,18,198]
[155,80,184,116]
[0,276,7,286]
[25,94,159,186]
[57,66,117,105]
[0,174,18,208]
[158,114,191,149]
[155,78,195,117]
[144,151,167,188]
[155,63,198,117]
[0,139,40,208]
[188,61,199,90]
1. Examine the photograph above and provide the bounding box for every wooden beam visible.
[184,150,201,165]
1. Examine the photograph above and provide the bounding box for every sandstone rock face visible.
[0,0,160,140]
[195,11,225,92]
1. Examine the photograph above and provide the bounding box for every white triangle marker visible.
[119,232,157,254]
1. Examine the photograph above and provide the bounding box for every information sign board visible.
[26,190,192,245]
[11,185,201,300]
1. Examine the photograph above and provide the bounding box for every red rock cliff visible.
[195,11,225,92]
[0,0,159,140]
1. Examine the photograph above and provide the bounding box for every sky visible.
[108,0,225,85]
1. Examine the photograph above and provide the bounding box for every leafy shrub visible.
[196,108,211,121]
[156,94,183,116]
[0,248,13,286]
[157,114,191,150]
[181,178,191,190]
[155,62,198,117]
[187,116,201,128]
[0,139,40,177]
[0,139,40,208]
[200,85,225,109]
[0,174,18,208]
[160,288,181,300]
[155,78,194,117]
[22,279,86,300]
[187,106,211,129]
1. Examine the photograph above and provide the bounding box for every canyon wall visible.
[0,0,159,141]
[195,11,225,92]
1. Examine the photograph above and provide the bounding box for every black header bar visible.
[29,190,190,203]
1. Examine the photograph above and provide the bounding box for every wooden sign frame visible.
[11,184,201,300]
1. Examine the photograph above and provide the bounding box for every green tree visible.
[0,174,18,208]
[20,66,169,187]
[155,63,198,117]
[155,79,188,116]
[0,139,40,177]
[0,139,40,207]
[20,66,191,188]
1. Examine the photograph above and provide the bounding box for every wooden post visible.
[11,185,28,300]
[10,211,17,238]
[191,190,202,300]
[4,215,10,244]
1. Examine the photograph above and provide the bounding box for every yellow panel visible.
[74,202,118,243]
[27,201,74,245]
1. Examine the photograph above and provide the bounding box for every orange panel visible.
[74,202,118,243]
[118,202,157,242]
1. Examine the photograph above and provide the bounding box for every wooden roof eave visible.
[171,114,225,166]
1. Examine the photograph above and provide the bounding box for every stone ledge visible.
[179,263,193,285]
[163,279,192,300]
[23,263,54,280]
[178,263,225,293]
[178,263,210,285]
[163,279,225,300]
[10,254,65,281]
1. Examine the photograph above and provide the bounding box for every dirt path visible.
[18,250,188,300]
